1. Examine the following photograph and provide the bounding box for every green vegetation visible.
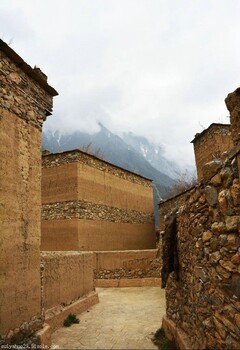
[63,313,80,327]
[153,327,177,350]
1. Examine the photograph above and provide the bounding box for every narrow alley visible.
[51,287,165,349]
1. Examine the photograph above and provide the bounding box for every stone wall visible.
[0,39,57,343]
[163,91,240,349]
[158,187,193,232]
[94,249,161,280]
[192,124,233,181]
[41,150,156,251]
[225,88,240,145]
[42,200,154,224]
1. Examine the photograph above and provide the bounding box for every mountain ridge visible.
[42,124,178,226]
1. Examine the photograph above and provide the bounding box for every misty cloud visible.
[1,0,239,167]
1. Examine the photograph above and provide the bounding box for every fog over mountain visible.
[2,0,238,170]
[42,123,183,226]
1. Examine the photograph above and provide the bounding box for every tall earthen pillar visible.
[0,40,57,340]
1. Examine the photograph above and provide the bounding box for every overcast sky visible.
[1,0,239,167]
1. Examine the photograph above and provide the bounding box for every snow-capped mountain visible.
[122,132,181,180]
[42,124,179,226]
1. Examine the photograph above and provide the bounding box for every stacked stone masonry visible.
[0,39,57,345]
[0,43,56,129]
[165,159,240,349]
[42,200,154,224]
[42,150,156,251]
[163,90,240,350]
[225,88,240,145]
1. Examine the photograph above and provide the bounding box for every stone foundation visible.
[94,249,162,281]
[95,278,161,287]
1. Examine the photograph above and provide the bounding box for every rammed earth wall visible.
[42,151,152,187]
[0,39,57,343]
[41,251,98,332]
[41,150,156,251]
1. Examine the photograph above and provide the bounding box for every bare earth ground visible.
[51,286,166,349]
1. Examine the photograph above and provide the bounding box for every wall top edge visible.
[42,149,153,182]
[0,39,58,97]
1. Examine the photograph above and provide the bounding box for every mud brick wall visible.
[192,124,233,181]
[0,40,57,340]
[94,249,161,279]
[41,252,95,312]
[41,151,156,251]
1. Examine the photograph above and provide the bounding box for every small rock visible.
[218,190,234,215]
[210,239,219,251]
[225,335,240,350]
[211,222,225,233]
[9,72,21,84]
[219,234,227,246]
[219,260,236,272]
[225,216,239,232]
[205,186,218,207]
[202,160,223,182]
[220,167,233,187]
[210,173,222,186]
[213,317,226,339]
[231,181,240,206]
[235,314,240,328]
[227,234,238,250]
[215,313,237,333]
[210,251,221,263]
[231,253,240,265]
[216,265,231,279]
[202,231,213,243]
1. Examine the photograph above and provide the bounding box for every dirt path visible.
[51,286,166,349]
